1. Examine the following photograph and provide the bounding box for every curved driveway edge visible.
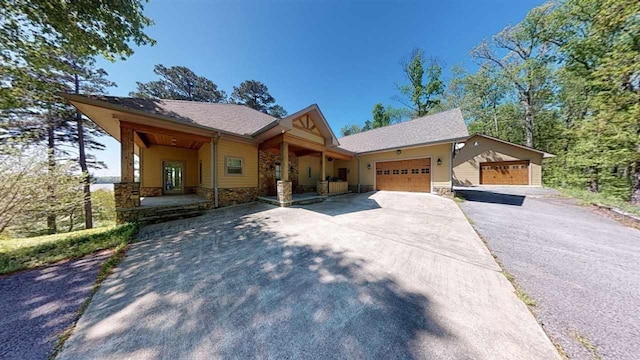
[58,192,559,359]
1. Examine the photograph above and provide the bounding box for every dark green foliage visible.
[130,64,227,102]
[396,49,445,117]
[449,0,640,205]
[230,80,287,116]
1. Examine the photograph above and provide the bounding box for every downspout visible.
[212,132,221,207]
[450,142,455,191]
[355,154,361,193]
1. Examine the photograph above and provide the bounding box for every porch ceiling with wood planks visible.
[120,121,210,150]
[259,133,353,160]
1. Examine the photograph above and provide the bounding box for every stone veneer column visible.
[277,180,292,206]
[114,182,140,224]
[317,181,328,196]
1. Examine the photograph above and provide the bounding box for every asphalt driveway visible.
[58,191,558,360]
[457,186,640,360]
[0,250,112,360]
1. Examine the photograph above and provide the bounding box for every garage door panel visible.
[376,158,430,192]
[480,160,529,185]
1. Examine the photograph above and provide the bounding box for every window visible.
[376,170,383,175]
[383,170,390,175]
[421,168,430,174]
[392,169,400,175]
[401,169,408,174]
[226,157,243,175]
[199,160,203,184]
[411,169,419,174]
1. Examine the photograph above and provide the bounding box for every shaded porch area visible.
[258,132,352,206]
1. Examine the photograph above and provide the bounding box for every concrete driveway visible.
[456,186,640,360]
[58,191,558,360]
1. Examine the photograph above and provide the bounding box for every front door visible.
[163,161,185,194]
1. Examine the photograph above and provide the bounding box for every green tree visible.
[371,103,391,128]
[0,0,155,61]
[0,145,84,237]
[340,124,363,136]
[130,65,227,102]
[470,3,556,148]
[396,49,445,117]
[230,80,287,116]
[268,104,288,118]
[550,0,640,202]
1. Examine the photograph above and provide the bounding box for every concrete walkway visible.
[58,192,559,360]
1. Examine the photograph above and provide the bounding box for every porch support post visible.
[321,151,326,181]
[115,125,140,224]
[317,151,328,196]
[121,126,134,183]
[277,141,292,206]
[281,142,289,181]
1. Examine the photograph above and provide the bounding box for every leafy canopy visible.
[230,80,288,117]
[130,65,227,102]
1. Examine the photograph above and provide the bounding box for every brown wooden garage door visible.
[480,160,529,185]
[376,158,431,192]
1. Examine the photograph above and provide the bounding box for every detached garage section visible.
[453,134,554,187]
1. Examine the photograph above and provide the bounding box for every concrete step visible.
[139,210,205,224]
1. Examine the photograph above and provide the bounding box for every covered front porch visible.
[113,119,216,223]
[258,132,352,206]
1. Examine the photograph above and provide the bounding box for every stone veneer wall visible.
[114,182,140,224]
[276,181,292,206]
[218,187,259,207]
[434,187,453,198]
[359,185,374,193]
[258,150,300,196]
[140,187,162,197]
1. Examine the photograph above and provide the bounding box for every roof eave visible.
[62,93,255,140]
[349,136,467,155]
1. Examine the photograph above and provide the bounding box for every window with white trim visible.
[226,157,243,175]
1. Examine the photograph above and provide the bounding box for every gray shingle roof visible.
[337,108,469,153]
[82,95,277,136]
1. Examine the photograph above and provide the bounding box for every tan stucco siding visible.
[288,128,325,144]
[217,138,258,188]
[140,145,199,188]
[453,136,543,186]
[335,143,452,190]
[198,142,212,188]
[298,155,322,185]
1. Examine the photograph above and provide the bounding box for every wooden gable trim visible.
[292,114,322,136]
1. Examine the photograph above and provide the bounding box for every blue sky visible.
[93,0,544,176]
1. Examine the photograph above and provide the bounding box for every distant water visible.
[90,183,114,192]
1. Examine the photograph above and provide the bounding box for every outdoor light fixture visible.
[396,149,402,155]
[437,158,442,166]
[367,163,371,170]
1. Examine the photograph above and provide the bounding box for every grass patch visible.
[570,331,601,360]
[557,187,640,217]
[49,232,135,359]
[0,223,137,275]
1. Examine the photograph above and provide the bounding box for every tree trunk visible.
[522,98,534,148]
[75,74,93,229]
[631,161,640,205]
[46,117,57,234]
